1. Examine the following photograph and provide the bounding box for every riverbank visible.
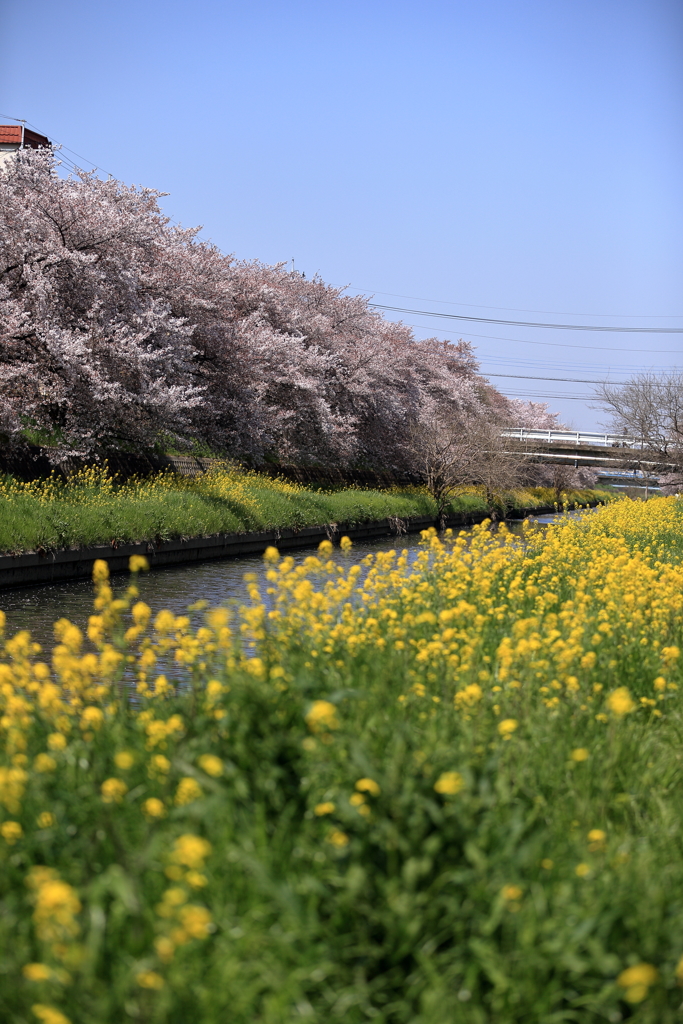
[0,506,542,589]
[0,465,611,587]
[0,464,611,554]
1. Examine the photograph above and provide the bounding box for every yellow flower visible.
[92,559,109,583]
[662,645,680,667]
[170,834,212,868]
[131,601,151,626]
[575,862,591,878]
[314,802,335,815]
[607,687,635,716]
[160,886,187,909]
[197,754,223,778]
[587,828,607,850]
[178,904,213,939]
[142,798,166,819]
[153,675,172,696]
[114,750,135,770]
[355,778,380,796]
[0,766,27,813]
[129,555,150,573]
[327,829,349,847]
[34,754,57,773]
[454,683,483,707]
[154,936,175,962]
[340,536,353,552]
[154,609,175,634]
[174,777,203,806]
[36,812,56,829]
[27,868,81,944]
[205,679,223,702]
[101,778,128,804]
[541,858,554,870]
[186,871,208,888]
[501,884,522,901]
[571,748,589,762]
[149,754,171,776]
[498,719,518,738]
[434,771,464,795]
[305,700,339,732]
[79,707,104,731]
[136,971,164,989]
[47,734,67,751]
[318,539,334,556]
[263,546,280,562]
[23,963,51,981]
[617,963,658,1004]
[31,1006,72,1024]
[206,608,230,630]
[1,821,23,845]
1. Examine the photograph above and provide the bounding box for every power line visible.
[479,353,681,373]
[401,319,683,355]
[370,303,683,334]
[503,391,599,401]
[346,285,682,320]
[484,372,633,385]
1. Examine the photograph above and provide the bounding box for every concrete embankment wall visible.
[0,506,562,591]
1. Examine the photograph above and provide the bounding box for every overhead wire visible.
[400,319,683,355]
[369,303,683,334]
[502,392,599,401]
[344,285,682,320]
[483,373,635,385]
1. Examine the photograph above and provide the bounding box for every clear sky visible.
[2,0,681,428]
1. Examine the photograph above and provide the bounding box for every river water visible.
[0,514,563,651]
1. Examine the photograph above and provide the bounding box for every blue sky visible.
[2,0,681,428]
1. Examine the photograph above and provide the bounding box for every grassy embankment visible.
[0,464,611,555]
[1,496,683,1022]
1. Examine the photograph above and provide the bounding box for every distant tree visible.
[595,373,683,456]
[403,394,481,527]
[595,373,683,493]
[468,414,529,517]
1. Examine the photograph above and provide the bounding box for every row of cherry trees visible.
[0,150,560,470]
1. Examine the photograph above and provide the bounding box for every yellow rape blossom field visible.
[1,496,683,1023]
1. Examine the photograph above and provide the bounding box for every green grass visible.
[0,465,611,555]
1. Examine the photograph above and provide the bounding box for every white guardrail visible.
[503,428,636,447]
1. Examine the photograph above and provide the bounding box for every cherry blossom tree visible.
[0,149,563,471]
[506,399,565,430]
[0,150,202,457]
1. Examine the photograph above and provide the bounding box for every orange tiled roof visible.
[0,125,22,145]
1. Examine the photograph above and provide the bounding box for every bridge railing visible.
[503,428,637,447]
